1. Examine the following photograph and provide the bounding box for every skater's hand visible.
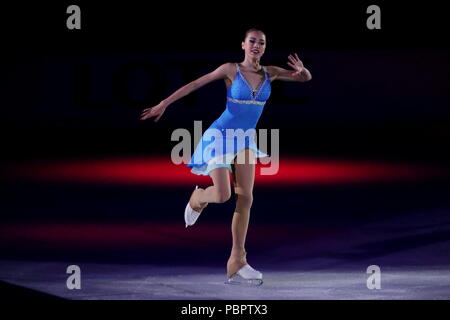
[287,53,304,77]
[140,101,168,122]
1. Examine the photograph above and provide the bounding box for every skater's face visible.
[242,31,266,59]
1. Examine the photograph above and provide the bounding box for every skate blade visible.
[224,276,263,286]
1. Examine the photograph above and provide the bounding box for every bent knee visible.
[215,188,231,203]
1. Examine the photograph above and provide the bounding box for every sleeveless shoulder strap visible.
[235,63,240,73]
[262,66,270,81]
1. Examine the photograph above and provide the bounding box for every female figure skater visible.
[140,28,312,285]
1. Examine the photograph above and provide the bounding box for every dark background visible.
[1,1,449,225]
[1,1,449,163]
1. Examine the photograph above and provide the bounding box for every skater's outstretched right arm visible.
[140,63,233,122]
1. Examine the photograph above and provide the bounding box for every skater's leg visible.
[227,149,256,278]
[189,167,231,212]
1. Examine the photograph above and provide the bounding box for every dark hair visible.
[243,28,266,41]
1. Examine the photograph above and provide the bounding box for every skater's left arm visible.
[268,53,312,82]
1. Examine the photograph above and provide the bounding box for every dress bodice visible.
[227,63,271,102]
[209,63,271,131]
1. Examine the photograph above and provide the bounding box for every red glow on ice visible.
[3,156,447,186]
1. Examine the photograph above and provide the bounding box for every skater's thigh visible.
[232,149,255,195]
[209,167,231,194]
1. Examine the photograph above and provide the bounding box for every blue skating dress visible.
[187,63,271,176]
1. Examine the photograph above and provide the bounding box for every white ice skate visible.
[184,185,201,228]
[225,264,263,286]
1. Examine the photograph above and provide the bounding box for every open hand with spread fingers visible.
[287,53,304,77]
[140,101,167,122]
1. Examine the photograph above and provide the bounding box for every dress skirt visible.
[186,126,269,176]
